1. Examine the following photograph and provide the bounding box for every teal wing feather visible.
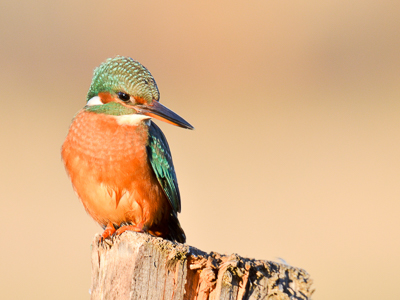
[146,122,181,215]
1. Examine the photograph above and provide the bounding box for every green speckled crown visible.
[86,56,160,104]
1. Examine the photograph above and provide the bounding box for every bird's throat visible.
[85,101,136,116]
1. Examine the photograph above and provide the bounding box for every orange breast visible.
[61,110,171,230]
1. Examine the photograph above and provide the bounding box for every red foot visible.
[115,222,145,236]
[99,222,116,242]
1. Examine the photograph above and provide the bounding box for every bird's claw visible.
[98,222,147,244]
[98,221,116,244]
[115,222,145,236]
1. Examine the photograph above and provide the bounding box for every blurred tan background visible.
[1,1,399,299]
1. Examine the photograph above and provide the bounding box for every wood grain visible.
[90,232,314,300]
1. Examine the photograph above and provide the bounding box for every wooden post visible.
[90,232,314,300]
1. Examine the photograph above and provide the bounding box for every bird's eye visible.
[117,92,130,102]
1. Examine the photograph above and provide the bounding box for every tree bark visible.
[90,232,314,300]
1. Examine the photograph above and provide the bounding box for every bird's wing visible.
[146,122,181,215]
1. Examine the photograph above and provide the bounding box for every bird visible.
[61,56,193,243]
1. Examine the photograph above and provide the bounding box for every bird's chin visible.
[114,114,152,126]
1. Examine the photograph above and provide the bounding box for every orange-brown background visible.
[1,1,399,299]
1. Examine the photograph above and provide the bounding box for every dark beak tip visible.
[143,101,194,130]
[182,122,194,130]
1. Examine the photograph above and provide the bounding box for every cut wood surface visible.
[91,232,314,300]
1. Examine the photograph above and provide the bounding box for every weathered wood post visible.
[90,232,314,300]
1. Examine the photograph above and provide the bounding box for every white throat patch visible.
[86,96,103,106]
[115,114,152,126]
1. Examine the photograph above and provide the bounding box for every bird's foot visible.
[99,222,116,243]
[115,222,145,236]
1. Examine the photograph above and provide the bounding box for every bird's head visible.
[85,56,193,129]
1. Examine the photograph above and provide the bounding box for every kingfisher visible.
[62,56,193,243]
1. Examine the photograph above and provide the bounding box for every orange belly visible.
[61,110,171,233]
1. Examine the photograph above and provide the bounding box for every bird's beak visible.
[134,101,194,130]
